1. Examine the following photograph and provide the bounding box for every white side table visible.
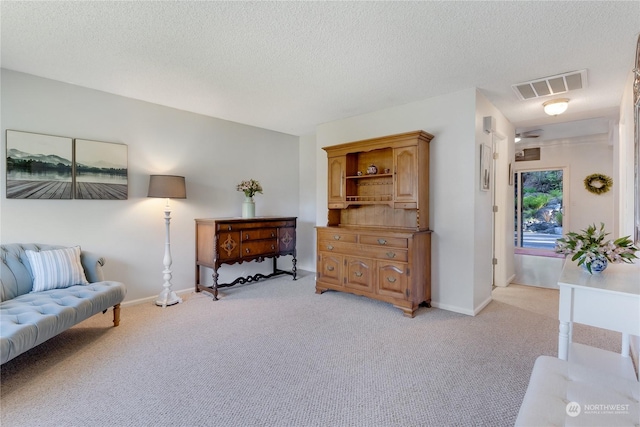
[557,260,640,380]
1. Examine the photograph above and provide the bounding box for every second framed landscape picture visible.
[74,139,128,200]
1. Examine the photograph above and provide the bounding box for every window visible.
[514,169,564,252]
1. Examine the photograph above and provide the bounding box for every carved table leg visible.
[212,268,219,301]
[292,253,297,280]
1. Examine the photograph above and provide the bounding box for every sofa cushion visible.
[25,246,89,292]
[0,280,126,364]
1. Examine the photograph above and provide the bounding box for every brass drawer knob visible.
[387,276,397,283]
[327,245,334,250]
[333,235,341,240]
[354,271,363,277]
[327,266,334,271]
[245,248,250,254]
[386,252,396,258]
[378,239,387,245]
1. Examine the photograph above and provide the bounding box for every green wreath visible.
[583,173,612,195]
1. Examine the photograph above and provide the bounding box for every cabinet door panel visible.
[217,232,241,261]
[318,252,343,286]
[376,262,408,299]
[328,156,346,207]
[278,227,296,253]
[345,257,374,292]
[394,146,417,202]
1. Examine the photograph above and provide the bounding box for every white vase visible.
[242,196,255,218]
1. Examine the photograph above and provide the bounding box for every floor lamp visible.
[147,175,186,307]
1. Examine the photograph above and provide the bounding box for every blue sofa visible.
[0,243,126,364]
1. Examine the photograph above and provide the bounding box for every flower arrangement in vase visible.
[236,179,263,218]
[555,223,639,273]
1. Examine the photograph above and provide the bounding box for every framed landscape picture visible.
[74,139,128,199]
[6,130,73,199]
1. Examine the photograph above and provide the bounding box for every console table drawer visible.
[242,239,277,257]
[242,228,277,241]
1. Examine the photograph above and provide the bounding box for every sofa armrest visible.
[80,251,105,283]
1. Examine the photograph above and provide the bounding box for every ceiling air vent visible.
[512,70,588,100]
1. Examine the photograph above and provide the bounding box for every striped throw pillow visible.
[26,246,89,292]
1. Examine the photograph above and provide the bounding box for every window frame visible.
[513,166,569,257]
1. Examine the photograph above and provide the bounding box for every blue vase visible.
[582,256,608,274]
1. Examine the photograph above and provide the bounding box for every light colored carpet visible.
[0,275,621,427]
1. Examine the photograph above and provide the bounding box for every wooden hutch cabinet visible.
[316,131,433,317]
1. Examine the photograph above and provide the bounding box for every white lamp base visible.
[155,289,182,307]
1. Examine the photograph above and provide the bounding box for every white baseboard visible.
[430,301,474,316]
[120,288,194,308]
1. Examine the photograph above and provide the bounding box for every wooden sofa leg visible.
[113,303,121,327]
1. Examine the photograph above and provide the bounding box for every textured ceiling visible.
[1,1,639,136]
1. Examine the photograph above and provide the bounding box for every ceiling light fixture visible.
[543,98,569,116]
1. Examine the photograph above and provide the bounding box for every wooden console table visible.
[195,217,297,300]
[557,260,640,380]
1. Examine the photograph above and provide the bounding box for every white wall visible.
[474,92,516,301]
[314,88,510,315]
[617,69,639,378]
[1,69,302,302]
[297,133,317,273]
[514,136,614,236]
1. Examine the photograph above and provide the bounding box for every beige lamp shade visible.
[147,175,187,199]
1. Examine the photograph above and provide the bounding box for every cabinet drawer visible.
[241,239,277,257]
[359,246,408,262]
[242,228,277,241]
[317,229,357,243]
[317,241,356,254]
[359,235,408,248]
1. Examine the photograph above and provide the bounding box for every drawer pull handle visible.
[327,266,334,271]
[271,245,275,250]
[228,225,232,231]
[245,248,250,254]
[333,235,341,240]
[378,239,387,245]
[327,245,334,250]
[354,271,363,277]
[271,232,275,237]
[245,233,250,240]
[386,252,396,258]
[387,276,397,283]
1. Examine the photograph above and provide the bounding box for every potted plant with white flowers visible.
[555,223,638,273]
[236,179,263,218]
